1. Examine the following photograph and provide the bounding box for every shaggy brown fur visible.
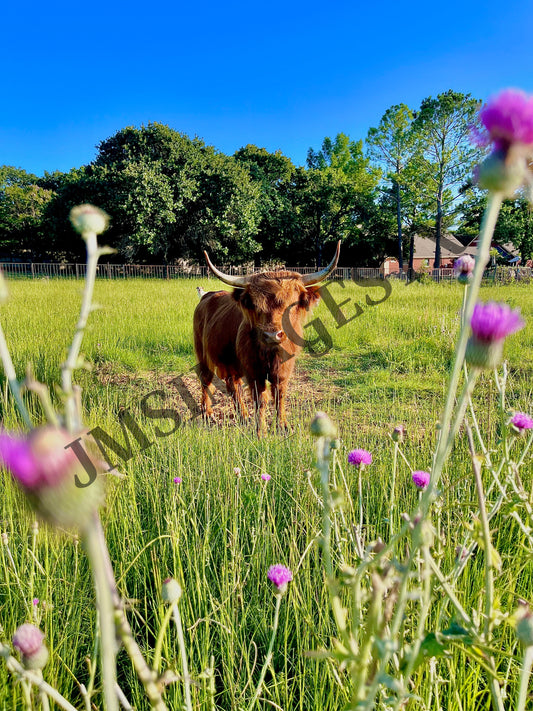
[193,271,320,433]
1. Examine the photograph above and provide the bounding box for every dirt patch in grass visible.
[93,361,432,443]
[94,361,347,429]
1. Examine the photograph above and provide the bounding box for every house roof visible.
[413,234,477,260]
[466,238,519,259]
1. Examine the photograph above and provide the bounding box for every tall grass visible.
[1,277,532,708]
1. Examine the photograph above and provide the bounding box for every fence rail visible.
[0,262,531,283]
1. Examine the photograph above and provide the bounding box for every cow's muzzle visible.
[262,330,285,344]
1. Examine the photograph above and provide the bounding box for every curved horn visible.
[301,241,341,286]
[203,251,250,288]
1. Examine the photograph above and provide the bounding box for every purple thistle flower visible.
[474,89,533,195]
[13,624,45,656]
[0,434,41,487]
[454,255,475,283]
[261,473,271,482]
[267,564,293,594]
[0,427,103,529]
[454,255,475,275]
[12,623,48,670]
[0,428,88,489]
[470,302,524,342]
[467,303,524,369]
[348,449,372,467]
[32,598,39,606]
[479,89,533,151]
[511,412,533,432]
[173,476,182,484]
[412,470,430,490]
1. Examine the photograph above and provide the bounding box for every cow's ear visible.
[301,286,321,308]
[234,289,254,310]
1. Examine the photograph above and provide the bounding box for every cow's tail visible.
[196,286,206,299]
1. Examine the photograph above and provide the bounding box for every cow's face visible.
[234,274,320,346]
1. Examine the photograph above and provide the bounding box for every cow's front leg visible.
[250,379,268,436]
[271,379,289,432]
[226,376,249,420]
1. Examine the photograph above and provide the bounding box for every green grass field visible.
[1,277,532,709]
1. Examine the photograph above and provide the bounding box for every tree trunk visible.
[408,231,415,282]
[434,179,443,269]
[395,178,403,270]
[316,214,322,267]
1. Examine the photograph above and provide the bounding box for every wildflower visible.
[233,467,241,477]
[70,204,109,236]
[32,598,39,606]
[12,623,48,670]
[479,89,533,151]
[261,473,271,482]
[173,476,182,484]
[412,470,430,490]
[162,577,182,604]
[348,449,372,467]
[0,427,103,529]
[475,89,533,196]
[511,412,533,434]
[515,602,533,647]
[267,564,293,595]
[454,255,475,284]
[466,302,524,369]
[310,412,338,438]
[392,425,405,443]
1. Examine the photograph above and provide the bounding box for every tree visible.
[233,145,298,263]
[366,104,417,269]
[413,91,481,267]
[45,124,261,262]
[298,134,380,265]
[0,167,55,258]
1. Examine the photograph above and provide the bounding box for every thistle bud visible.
[310,412,337,438]
[162,577,182,604]
[476,150,527,196]
[392,425,405,443]
[516,604,533,647]
[70,204,109,236]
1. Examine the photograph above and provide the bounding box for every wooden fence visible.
[0,262,531,283]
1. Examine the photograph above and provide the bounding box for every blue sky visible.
[2,0,533,176]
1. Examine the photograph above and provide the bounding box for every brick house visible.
[381,234,518,274]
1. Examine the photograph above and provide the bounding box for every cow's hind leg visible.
[197,363,216,419]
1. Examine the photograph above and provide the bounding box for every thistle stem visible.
[172,602,193,711]
[246,594,282,711]
[82,517,118,711]
[0,320,32,428]
[517,646,533,711]
[152,604,175,674]
[390,441,398,540]
[424,191,503,501]
[61,231,99,433]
